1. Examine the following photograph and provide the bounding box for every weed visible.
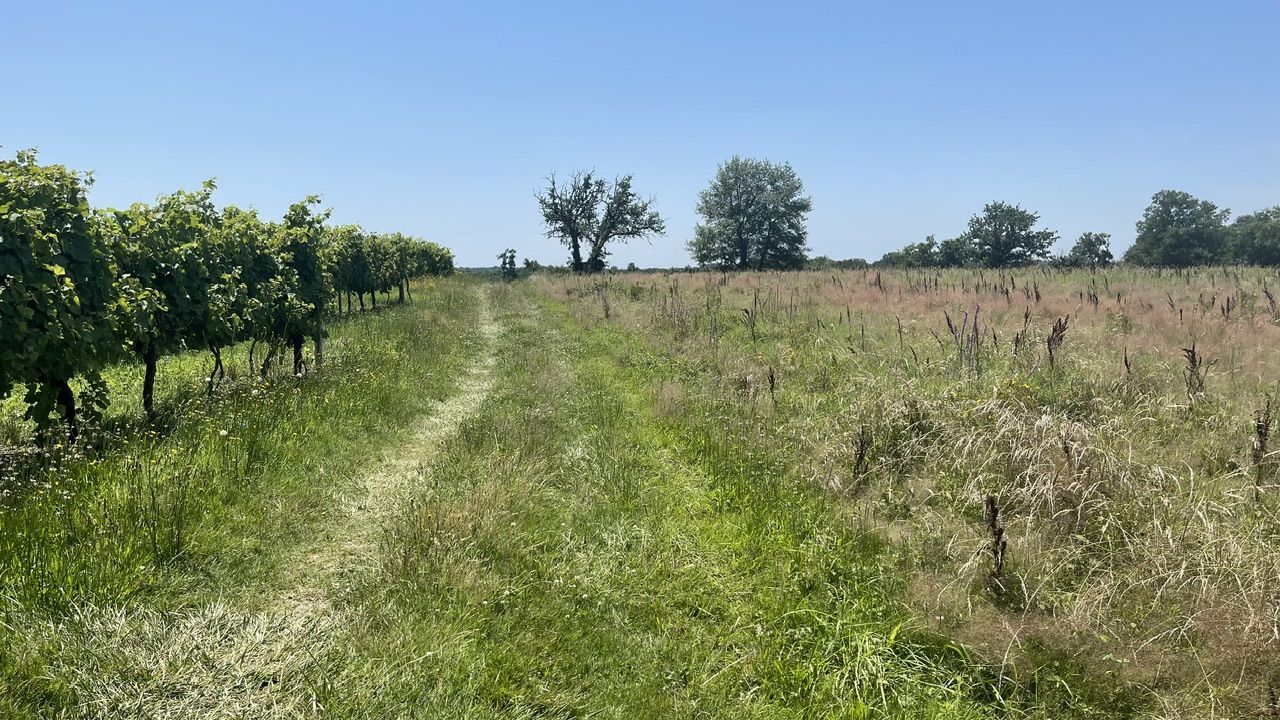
[1046,315,1069,369]
[1253,398,1272,502]
[1182,341,1212,400]
[983,495,1007,596]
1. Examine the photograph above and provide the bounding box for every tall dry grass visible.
[539,265,1280,717]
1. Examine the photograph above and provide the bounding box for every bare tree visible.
[537,171,664,273]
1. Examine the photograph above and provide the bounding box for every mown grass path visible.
[303,286,1074,718]
[7,283,1121,718]
[5,286,498,719]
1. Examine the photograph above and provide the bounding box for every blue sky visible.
[5,1,1278,267]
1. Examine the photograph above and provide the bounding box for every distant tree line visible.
[532,163,1280,272]
[875,190,1280,269]
[1,150,453,443]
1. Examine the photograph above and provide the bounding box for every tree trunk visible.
[52,376,78,444]
[207,347,224,398]
[292,336,304,375]
[405,282,412,303]
[261,343,275,379]
[398,280,405,303]
[371,292,378,309]
[358,293,366,312]
[570,238,584,273]
[143,343,159,420]
[586,238,607,274]
[314,314,324,369]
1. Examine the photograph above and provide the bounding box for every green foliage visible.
[0,280,478,712]
[0,149,455,441]
[104,183,223,391]
[329,226,454,309]
[1124,190,1229,266]
[1227,205,1280,265]
[962,201,1057,267]
[937,235,977,267]
[879,204,1055,269]
[105,182,231,412]
[497,248,518,281]
[537,171,665,273]
[278,195,331,340]
[0,151,115,440]
[879,235,940,268]
[688,156,813,270]
[878,234,978,268]
[806,255,868,270]
[330,224,374,305]
[1055,231,1113,268]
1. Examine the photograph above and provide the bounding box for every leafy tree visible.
[198,210,256,395]
[1056,232,1113,268]
[892,236,939,267]
[1227,206,1280,265]
[498,248,518,281]
[961,202,1057,268]
[876,235,974,268]
[537,171,665,273]
[874,249,906,267]
[105,182,221,417]
[806,256,868,270]
[386,233,417,302]
[937,236,976,267]
[278,196,332,373]
[228,210,305,378]
[330,228,451,312]
[0,150,115,442]
[330,224,371,312]
[417,241,453,276]
[688,156,813,270]
[218,206,299,375]
[1124,190,1229,267]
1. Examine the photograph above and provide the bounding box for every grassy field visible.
[537,266,1280,717]
[2,269,1277,717]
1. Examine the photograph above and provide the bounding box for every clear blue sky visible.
[5,1,1278,267]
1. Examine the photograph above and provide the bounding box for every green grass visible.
[0,278,481,716]
[299,283,1124,718]
[536,267,1280,717]
[3,270,1248,717]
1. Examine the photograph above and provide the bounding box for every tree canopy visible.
[1227,206,1280,266]
[104,182,223,415]
[0,149,454,443]
[875,203,1055,268]
[537,172,664,273]
[1056,232,1113,268]
[1124,190,1229,267]
[0,151,115,441]
[961,202,1057,268]
[688,156,813,271]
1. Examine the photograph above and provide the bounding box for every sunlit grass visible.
[7,268,1273,717]
[527,266,1280,716]
[0,279,480,716]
